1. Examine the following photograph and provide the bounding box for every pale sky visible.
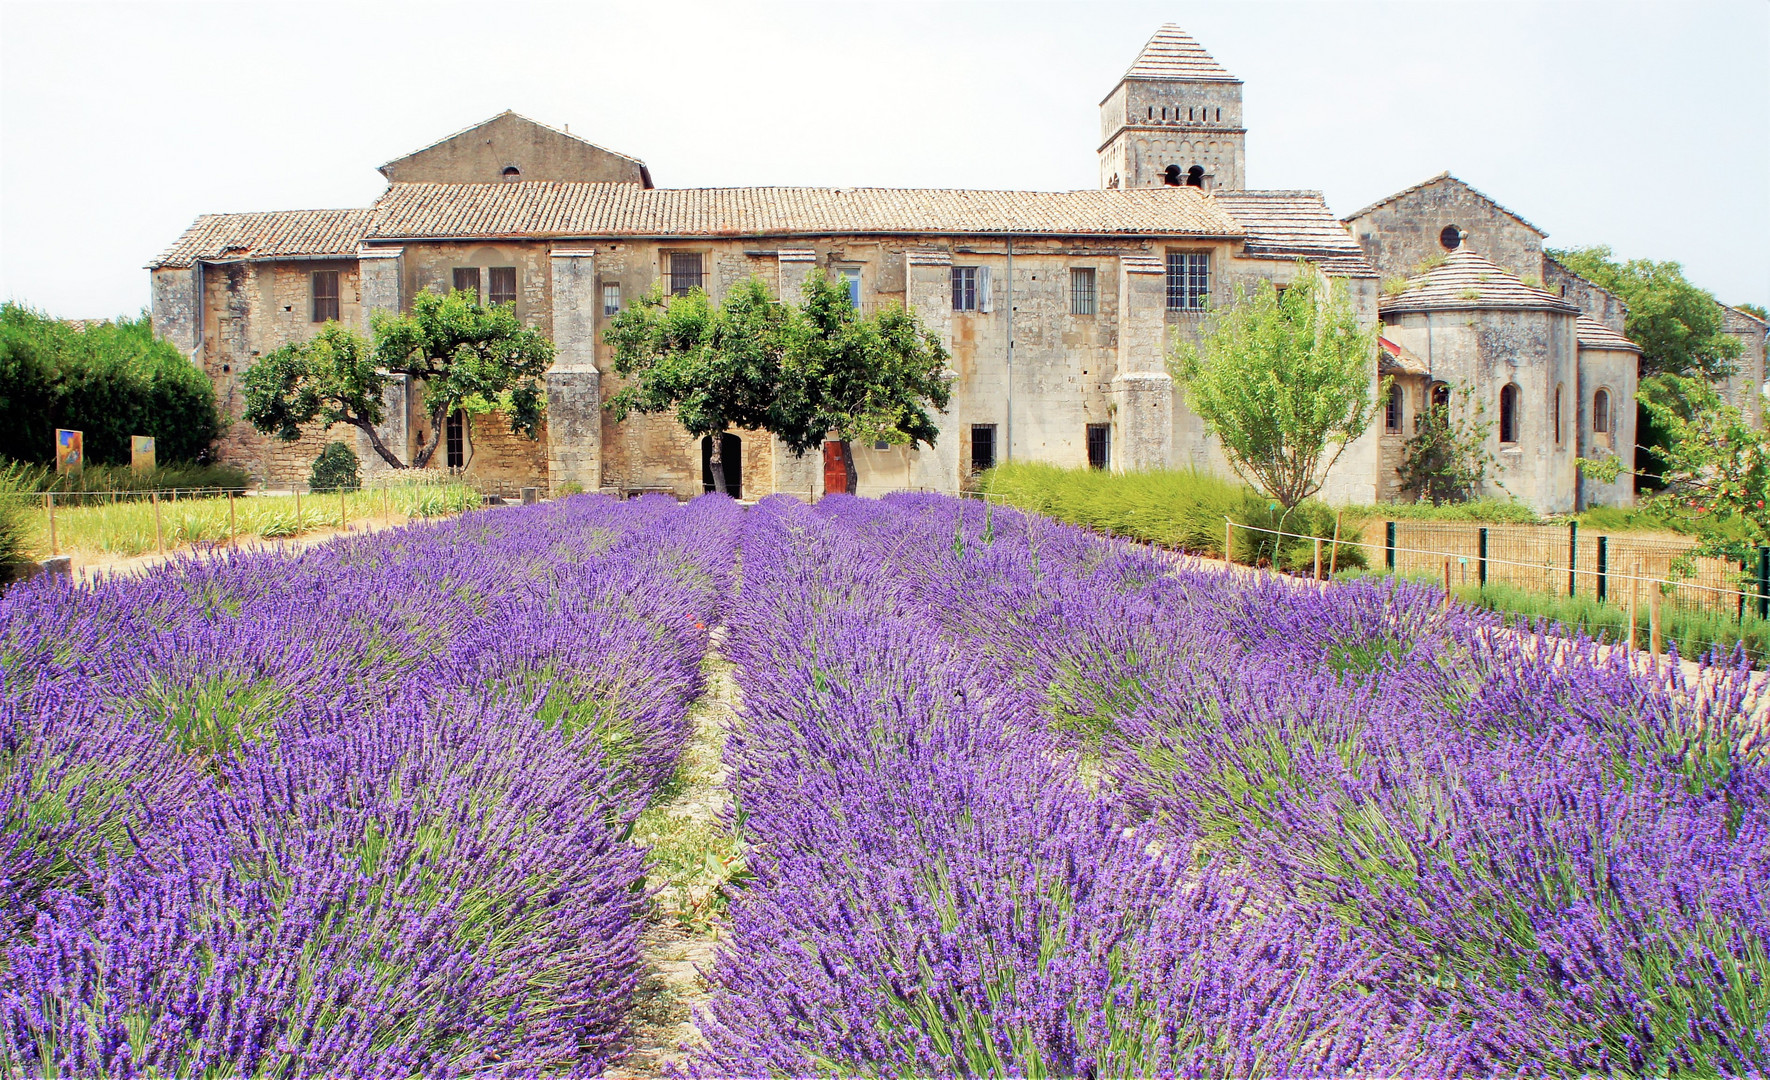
[2,0,1765,318]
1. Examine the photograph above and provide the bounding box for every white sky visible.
[2,0,1765,318]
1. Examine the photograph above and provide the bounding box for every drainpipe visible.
[1005,234,1014,462]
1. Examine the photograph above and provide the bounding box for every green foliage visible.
[1168,265,1381,508]
[0,471,29,584]
[773,271,953,453]
[605,273,951,494]
[1548,246,1741,379]
[978,462,1364,572]
[0,461,250,497]
[1737,302,1768,323]
[244,322,386,458]
[1626,373,1770,562]
[308,441,361,493]
[0,304,221,464]
[1356,498,1539,525]
[1452,580,1770,665]
[372,289,554,467]
[1395,382,1500,505]
[139,672,286,762]
[245,290,552,470]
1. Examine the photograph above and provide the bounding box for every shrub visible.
[0,472,29,584]
[977,462,1364,571]
[0,304,222,465]
[309,442,360,493]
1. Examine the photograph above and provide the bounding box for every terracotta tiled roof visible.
[149,209,375,269]
[1211,190,1375,278]
[1576,315,1642,353]
[365,181,1248,239]
[1378,336,1430,376]
[1379,250,1578,315]
[1342,172,1548,237]
[1121,25,1237,83]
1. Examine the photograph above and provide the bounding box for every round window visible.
[1439,225,1462,250]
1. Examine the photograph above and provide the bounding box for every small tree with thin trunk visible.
[1396,382,1499,505]
[244,289,553,469]
[1168,264,1381,509]
[604,279,795,494]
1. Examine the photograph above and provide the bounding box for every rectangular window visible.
[1086,423,1111,470]
[603,282,621,317]
[311,270,340,323]
[1070,268,1097,316]
[1165,251,1209,311]
[841,268,862,309]
[952,266,978,311]
[452,267,481,301]
[488,266,517,307]
[1385,385,1403,433]
[970,423,996,472]
[668,252,704,296]
[446,410,466,470]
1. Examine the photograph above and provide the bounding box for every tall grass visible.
[1353,498,1541,524]
[0,460,252,498]
[1453,579,1770,664]
[13,483,481,558]
[976,462,1364,572]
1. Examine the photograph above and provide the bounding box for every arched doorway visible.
[701,433,742,497]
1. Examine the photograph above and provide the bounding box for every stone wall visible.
[1099,78,1246,190]
[1575,345,1637,509]
[381,112,645,185]
[1722,306,1767,427]
[1544,258,1629,333]
[1346,177,1546,286]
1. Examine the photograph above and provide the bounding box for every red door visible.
[822,442,848,496]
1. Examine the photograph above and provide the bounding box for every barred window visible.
[1384,384,1403,433]
[952,266,978,311]
[970,424,996,472]
[452,267,481,301]
[1166,252,1209,311]
[669,252,704,296]
[446,410,466,470]
[311,270,339,323]
[489,266,517,307]
[603,282,621,317]
[1086,423,1111,470]
[1070,268,1096,315]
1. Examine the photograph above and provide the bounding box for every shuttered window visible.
[452,267,481,301]
[952,266,977,311]
[311,271,340,323]
[489,266,517,307]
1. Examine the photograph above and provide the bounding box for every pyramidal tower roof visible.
[1122,24,1238,83]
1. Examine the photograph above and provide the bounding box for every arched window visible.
[1440,225,1462,250]
[1553,384,1563,445]
[1430,381,1451,410]
[1594,388,1611,433]
[502,165,521,180]
[1499,384,1521,444]
[1163,164,1182,186]
[1186,165,1205,187]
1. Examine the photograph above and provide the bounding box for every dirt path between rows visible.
[606,625,742,1077]
[60,515,437,584]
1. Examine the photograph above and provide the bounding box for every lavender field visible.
[3,492,1766,1076]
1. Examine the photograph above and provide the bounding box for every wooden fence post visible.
[228,490,237,547]
[1649,581,1662,661]
[1225,520,1234,567]
[152,490,164,555]
[1442,558,1452,610]
[340,487,348,531]
[45,493,56,558]
[1328,511,1342,576]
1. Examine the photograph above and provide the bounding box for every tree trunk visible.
[841,440,858,495]
[411,408,448,469]
[351,418,409,469]
[709,434,728,495]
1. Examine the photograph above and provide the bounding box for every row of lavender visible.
[701,494,1769,1075]
[0,494,740,1077]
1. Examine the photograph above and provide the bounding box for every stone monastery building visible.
[150,25,1766,512]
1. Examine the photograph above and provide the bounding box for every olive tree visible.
[1168,265,1381,509]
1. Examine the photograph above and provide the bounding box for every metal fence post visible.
[1758,546,1769,620]
[1568,522,1578,598]
[1385,521,1396,572]
[1597,535,1608,604]
[1477,526,1488,588]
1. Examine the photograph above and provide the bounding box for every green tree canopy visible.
[244,289,554,469]
[605,272,951,495]
[1549,246,1741,380]
[1737,302,1768,323]
[1167,265,1381,509]
[604,278,799,494]
[0,304,221,465]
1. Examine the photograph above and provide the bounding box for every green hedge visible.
[0,304,222,465]
[975,462,1364,572]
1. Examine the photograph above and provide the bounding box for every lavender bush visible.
[1,494,740,1076]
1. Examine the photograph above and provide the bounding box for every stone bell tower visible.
[1099,25,1246,192]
